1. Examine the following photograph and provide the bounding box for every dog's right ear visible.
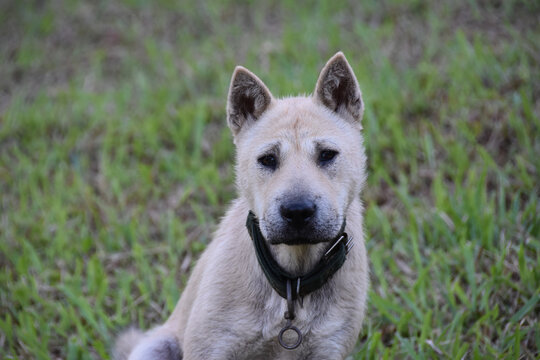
[227,66,273,137]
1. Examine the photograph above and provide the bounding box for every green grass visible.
[1,0,539,359]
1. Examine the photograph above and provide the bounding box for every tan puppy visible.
[114,52,369,360]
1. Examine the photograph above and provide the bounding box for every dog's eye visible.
[258,154,278,169]
[318,150,338,165]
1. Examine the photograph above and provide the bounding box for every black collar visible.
[245,211,352,301]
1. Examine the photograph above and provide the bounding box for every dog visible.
[113,52,369,360]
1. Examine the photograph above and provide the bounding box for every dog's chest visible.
[239,293,331,359]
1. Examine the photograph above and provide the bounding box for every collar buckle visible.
[345,235,354,254]
[324,233,354,260]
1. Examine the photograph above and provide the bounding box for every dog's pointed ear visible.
[227,66,273,136]
[314,52,364,124]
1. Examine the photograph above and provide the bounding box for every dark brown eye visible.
[258,154,278,169]
[319,150,338,165]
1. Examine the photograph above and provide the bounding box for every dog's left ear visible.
[314,52,364,124]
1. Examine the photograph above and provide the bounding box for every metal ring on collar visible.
[278,323,302,350]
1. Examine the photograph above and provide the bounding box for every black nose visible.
[280,200,316,228]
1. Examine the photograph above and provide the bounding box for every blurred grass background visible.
[1,0,539,359]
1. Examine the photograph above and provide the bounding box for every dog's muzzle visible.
[267,197,342,245]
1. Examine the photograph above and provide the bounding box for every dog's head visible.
[227,52,366,246]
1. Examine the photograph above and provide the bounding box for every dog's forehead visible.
[248,97,350,150]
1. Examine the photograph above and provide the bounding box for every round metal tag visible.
[278,324,302,350]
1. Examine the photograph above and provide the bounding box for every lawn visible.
[0,0,539,359]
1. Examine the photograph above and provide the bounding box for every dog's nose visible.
[280,200,316,228]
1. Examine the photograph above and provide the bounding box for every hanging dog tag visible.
[278,320,302,350]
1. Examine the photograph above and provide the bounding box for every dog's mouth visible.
[263,220,346,246]
[269,236,332,246]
